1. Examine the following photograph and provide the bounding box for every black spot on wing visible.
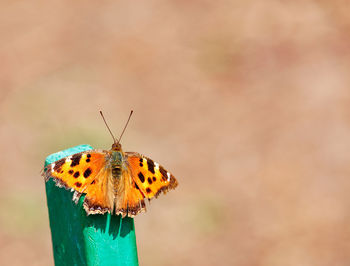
[68,170,73,175]
[146,188,152,194]
[70,153,82,167]
[147,177,152,185]
[84,168,92,178]
[54,158,65,172]
[159,166,168,181]
[74,171,80,178]
[152,176,156,182]
[147,160,155,174]
[138,172,145,183]
[75,182,82,188]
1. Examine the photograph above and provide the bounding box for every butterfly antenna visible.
[117,110,133,144]
[99,111,117,144]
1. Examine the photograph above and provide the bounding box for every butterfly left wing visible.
[125,152,178,200]
[43,150,107,191]
[43,150,116,214]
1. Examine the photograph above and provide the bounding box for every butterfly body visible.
[43,142,178,217]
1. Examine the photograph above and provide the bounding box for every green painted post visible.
[44,145,139,266]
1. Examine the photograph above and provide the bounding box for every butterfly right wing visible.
[125,152,178,200]
[113,152,178,218]
[114,166,147,218]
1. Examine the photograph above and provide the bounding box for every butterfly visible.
[42,111,178,218]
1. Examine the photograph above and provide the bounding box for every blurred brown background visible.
[1,1,350,265]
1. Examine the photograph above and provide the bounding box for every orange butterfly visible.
[43,111,178,217]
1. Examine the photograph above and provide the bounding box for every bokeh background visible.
[1,1,350,265]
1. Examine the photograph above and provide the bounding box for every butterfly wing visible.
[114,166,147,218]
[125,152,178,200]
[82,165,115,214]
[113,152,177,218]
[43,150,114,214]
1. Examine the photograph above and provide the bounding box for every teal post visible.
[44,145,139,266]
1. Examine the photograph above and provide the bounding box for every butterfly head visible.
[111,142,122,151]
